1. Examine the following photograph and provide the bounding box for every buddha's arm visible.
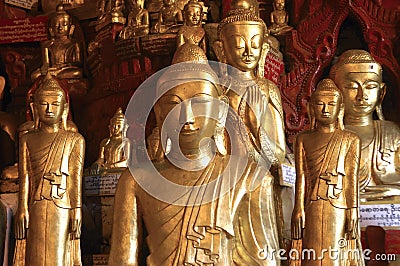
[15,134,29,239]
[291,135,306,240]
[70,134,85,238]
[268,99,286,163]
[345,135,360,239]
[71,42,82,65]
[112,139,131,168]
[108,170,141,266]
[143,10,150,26]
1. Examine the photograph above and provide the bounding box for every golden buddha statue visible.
[14,73,84,266]
[330,49,400,201]
[269,0,293,36]
[291,79,363,265]
[108,43,280,265]
[91,108,131,174]
[31,5,83,82]
[119,0,149,39]
[97,0,126,24]
[176,0,206,52]
[151,0,183,33]
[213,8,286,251]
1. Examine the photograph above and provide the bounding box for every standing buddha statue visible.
[291,79,363,266]
[14,73,85,266]
[330,49,400,201]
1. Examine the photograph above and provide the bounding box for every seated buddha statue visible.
[91,108,131,174]
[269,0,293,36]
[119,0,149,39]
[176,0,206,52]
[330,49,400,201]
[108,43,281,265]
[151,0,183,33]
[31,5,83,82]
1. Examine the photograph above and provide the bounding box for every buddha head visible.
[273,0,285,11]
[183,0,203,27]
[163,0,176,7]
[329,49,385,120]
[109,107,128,137]
[155,44,227,156]
[32,73,68,130]
[214,9,266,73]
[309,78,344,129]
[49,5,74,39]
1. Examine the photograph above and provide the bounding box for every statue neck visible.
[229,68,256,81]
[168,141,215,170]
[316,123,336,133]
[344,114,373,127]
[40,123,60,133]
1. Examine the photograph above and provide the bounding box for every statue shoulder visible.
[378,120,400,133]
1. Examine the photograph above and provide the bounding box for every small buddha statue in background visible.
[269,0,293,36]
[330,49,400,201]
[291,79,363,265]
[14,73,84,266]
[31,5,83,82]
[176,0,206,52]
[91,108,130,174]
[97,0,126,24]
[151,0,183,33]
[108,43,279,265]
[119,0,149,39]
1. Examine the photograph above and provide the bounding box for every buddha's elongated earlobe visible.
[376,83,386,121]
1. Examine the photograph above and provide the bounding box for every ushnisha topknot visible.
[50,4,71,25]
[329,49,382,82]
[183,0,203,15]
[157,43,221,96]
[34,72,66,100]
[111,107,128,124]
[217,8,266,37]
[311,78,342,103]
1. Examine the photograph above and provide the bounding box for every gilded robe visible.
[295,129,362,266]
[18,129,84,266]
[108,154,279,265]
[357,120,400,189]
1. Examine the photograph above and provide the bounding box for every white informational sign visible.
[85,172,122,196]
[360,203,400,229]
[280,163,296,187]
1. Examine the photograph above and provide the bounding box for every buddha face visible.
[334,71,383,117]
[221,22,264,72]
[110,119,125,136]
[51,15,71,38]
[274,0,285,10]
[185,6,202,26]
[312,92,341,126]
[35,92,65,126]
[155,81,222,153]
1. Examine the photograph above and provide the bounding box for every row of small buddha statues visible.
[0,1,399,266]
